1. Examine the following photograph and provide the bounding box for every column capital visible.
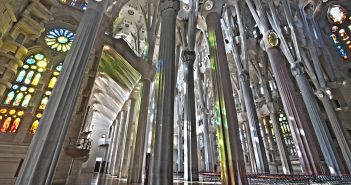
[160,0,180,14]
[262,30,280,50]
[201,0,224,19]
[291,62,306,76]
[182,50,196,65]
[239,70,250,83]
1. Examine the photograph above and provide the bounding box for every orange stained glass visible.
[0,117,12,133]
[9,118,21,133]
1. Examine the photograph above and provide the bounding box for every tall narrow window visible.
[0,53,47,133]
[328,5,351,60]
[29,63,63,134]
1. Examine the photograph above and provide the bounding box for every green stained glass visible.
[13,93,24,106]
[4,92,15,104]
[21,94,31,107]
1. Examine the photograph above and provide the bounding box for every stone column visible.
[182,51,199,181]
[259,118,273,164]
[128,79,152,183]
[150,1,179,184]
[261,75,293,174]
[265,45,322,174]
[203,1,248,184]
[112,103,129,176]
[15,1,108,184]
[178,120,184,172]
[196,62,214,171]
[239,71,269,173]
[108,114,121,174]
[291,63,342,175]
[120,93,139,178]
[243,120,257,173]
[245,0,323,174]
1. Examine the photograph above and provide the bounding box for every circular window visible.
[45,28,75,52]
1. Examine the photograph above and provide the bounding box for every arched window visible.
[45,28,75,52]
[276,113,297,156]
[29,63,63,134]
[327,5,351,60]
[0,53,47,133]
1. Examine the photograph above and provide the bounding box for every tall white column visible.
[150,1,180,184]
[15,1,108,184]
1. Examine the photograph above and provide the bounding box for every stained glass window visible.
[276,113,297,156]
[29,63,63,134]
[328,5,351,60]
[45,28,75,52]
[0,53,47,133]
[0,109,25,133]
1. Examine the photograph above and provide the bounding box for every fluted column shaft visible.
[239,71,269,173]
[128,80,151,183]
[206,10,248,184]
[261,78,292,174]
[107,115,121,174]
[113,107,129,176]
[15,1,108,184]
[121,98,138,178]
[182,51,199,181]
[196,63,214,171]
[243,120,257,173]
[265,46,322,174]
[291,63,342,175]
[150,1,179,184]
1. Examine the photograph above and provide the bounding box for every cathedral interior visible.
[0,0,351,184]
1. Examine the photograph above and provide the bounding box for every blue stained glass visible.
[16,70,26,83]
[26,58,36,64]
[35,54,44,60]
[12,85,19,90]
[56,64,63,72]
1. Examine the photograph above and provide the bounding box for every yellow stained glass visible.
[29,120,39,134]
[0,109,7,114]
[48,77,57,89]
[17,111,24,116]
[31,73,41,86]
[45,28,75,52]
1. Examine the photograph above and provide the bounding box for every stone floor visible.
[67,173,222,185]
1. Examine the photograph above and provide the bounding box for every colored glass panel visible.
[4,92,15,105]
[45,28,75,52]
[48,77,57,89]
[29,120,39,134]
[0,117,12,133]
[9,118,21,133]
[22,94,32,107]
[39,97,48,110]
[16,70,26,83]
[13,93,24,106]
[32,74,41,86]
[30,63,63,134]
[24,71,34,84]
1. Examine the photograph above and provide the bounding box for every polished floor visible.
[67,173,221,185]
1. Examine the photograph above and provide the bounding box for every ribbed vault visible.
[91,47,141,123]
